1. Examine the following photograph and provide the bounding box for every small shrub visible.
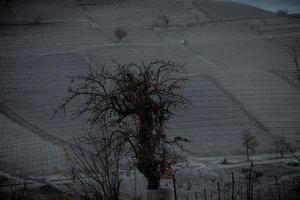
[114,27,127,43]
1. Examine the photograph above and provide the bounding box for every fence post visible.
[204,188,207,200]
[172,174,178,200]
[232,171,235,200]
[217,182,221,200]
[240,183,243,200]
[275,176,281,200]
[247,162,253,200]
[292,176,296,200]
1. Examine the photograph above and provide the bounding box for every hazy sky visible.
[227,0,300,14]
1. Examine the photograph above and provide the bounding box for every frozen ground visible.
[0,0,300,193]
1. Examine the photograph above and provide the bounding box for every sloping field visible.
[0,0,300,178]
[79,0,201,28]
[215,70,300,137]
[0,112,65,177]
[168,74,271,156]
[0,53,91,141]
[0,22,107,56]
[2,0,86,23]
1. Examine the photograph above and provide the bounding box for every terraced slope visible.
[214,70,300,141]
[0,22,107,56]
[0,112,65,177]
[168,74,272,156]
[0,0,300,178]
[0,53,92,141]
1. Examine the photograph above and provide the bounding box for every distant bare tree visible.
[273,135,288,159]
[63,126,122,200]
[57,60,189,190]
[242,129,259,162]
[289,40,300,82]
[285,141,300,162]
[114,28,127,44]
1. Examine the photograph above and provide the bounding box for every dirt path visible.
[187,152,300,171]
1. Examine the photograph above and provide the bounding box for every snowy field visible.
[0,0,300,195]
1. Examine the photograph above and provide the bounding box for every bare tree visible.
[285,140,300,162]
[114,28,127,44]
[289,40,300,82]
[242,129,259,162]
[62,125,122,200]
[57,60,189,190]
[273,135,288,159]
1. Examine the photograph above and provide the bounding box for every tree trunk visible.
[246,147,250,162]
[136,112,162,189]
[147,174,161,190]
[296,66,300,82]
[136,158,160,189]
[136,152,161,189]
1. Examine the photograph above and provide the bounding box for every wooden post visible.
[172,174,178,200]
[194,192,198,200]
[275,176,281,200]
[250,178,253,200]
[282,180,286,200]
[293,176,296,200]
[246,162,253,200]
[204,188,207,200]
[232,171,235,200]
[239,182,243,200]
[217,182,221,200]
[227,185,229,200]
